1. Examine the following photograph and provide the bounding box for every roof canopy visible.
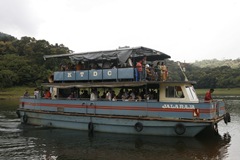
[43,46,171,63]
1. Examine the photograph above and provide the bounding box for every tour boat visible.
[17,46,230,137]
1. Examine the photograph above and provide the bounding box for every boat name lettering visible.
[80,72,84,77]
[107,71,112,76]
[93,71,98,76]
[162,104,195,109]
[67,72,72,77]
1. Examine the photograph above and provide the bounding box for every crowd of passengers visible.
[59,56,168,81]
[24,87,158,101]
[66,88,159,102]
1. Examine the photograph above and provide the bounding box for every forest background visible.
[1,32,240,89]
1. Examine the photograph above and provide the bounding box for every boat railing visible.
[52,67,160,82]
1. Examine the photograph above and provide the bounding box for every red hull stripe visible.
[22,102,219,114]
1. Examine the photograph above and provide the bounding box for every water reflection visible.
[0,125,231,160]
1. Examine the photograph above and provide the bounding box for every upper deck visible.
[44,46,171,83]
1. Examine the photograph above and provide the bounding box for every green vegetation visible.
[193,59,240,69]
[0,32,240,89]
[0,32,71,89]
[196,88,240,95]
[0,86,35,99]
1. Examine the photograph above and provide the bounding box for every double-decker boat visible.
[17,46,230,137]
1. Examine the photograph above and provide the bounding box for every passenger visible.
[160,62,167,81]
[106,90,112,101]
[101,91,106,99]
[60,64,67,71]
[112,95,117,101]
[146,64,155,81]
[135,95,142,102]
[44,89,51,99]
[67,92,75,100]
[204,88,214,102]
[116,89,124,99]
[81,90,89,99]
[102,61,111,69]
[155,62,161,81]
[128,95,134,101]
[129,90,135,100]
[90,89,97,101]
[76,62,82,71]
[127,57,133,67]
[23,90,30,98]
[67,62,74,71]
[136,60,143,81]
[34,88,39,99]
[142,56,147,80]
[121,95,127,101]
[124,89,129,98]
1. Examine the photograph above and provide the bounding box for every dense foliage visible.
[0,32,239,89]
[167,60,240,89]
[0,32,71,88]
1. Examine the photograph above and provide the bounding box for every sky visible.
[1,0,240,62]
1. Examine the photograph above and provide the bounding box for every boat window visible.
[165,86,184,98]
[185,86,198,101]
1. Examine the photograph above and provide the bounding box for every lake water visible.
[0,98,239,160]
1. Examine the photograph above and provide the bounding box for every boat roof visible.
[42,81,196,89]
[43,46,171,63]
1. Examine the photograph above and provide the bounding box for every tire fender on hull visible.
[224,112,231,124]
[23,114,28,124]
[134,122,143,132]
[16,110,21,118]
[88,122,94,134]
[175,123,186,135]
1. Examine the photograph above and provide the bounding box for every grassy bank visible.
[196,88,240,95]
[0,86,35,99]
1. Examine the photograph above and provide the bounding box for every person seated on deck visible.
[121,95,127,101]
[112,95,117,101]
[128,95,134,101]
[90,89,98,101]
[102,61,111,69]
[67,92,75,100]
[106,90,112,101]
[34,88,39,99]
[135,95,142,102]
[23,90,30,98]
[80,90,89,99]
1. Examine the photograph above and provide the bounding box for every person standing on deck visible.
[204,88,214,102]
[34,88,39,99]
[155,62,161,81]
[160,62,167,81]
[142,56,147,80]
[44,89,51,99]
[136,60,143,81]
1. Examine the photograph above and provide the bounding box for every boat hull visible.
[18,109,220,137]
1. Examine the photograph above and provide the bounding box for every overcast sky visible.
[1,0,240,62]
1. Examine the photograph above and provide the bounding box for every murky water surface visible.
[0,98,239,160]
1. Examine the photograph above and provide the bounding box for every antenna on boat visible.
[177,61,188,81]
